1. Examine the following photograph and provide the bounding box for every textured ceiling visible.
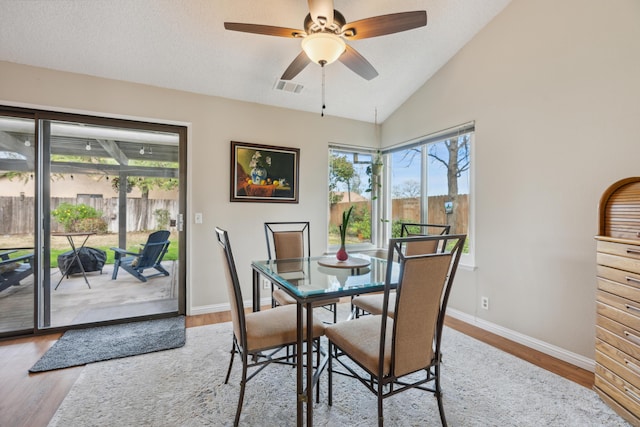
[0,0,511,123]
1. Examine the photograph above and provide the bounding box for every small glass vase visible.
[336,244,348,261]
[251,167,267,184]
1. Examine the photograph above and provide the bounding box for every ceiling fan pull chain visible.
[321,61,326,117]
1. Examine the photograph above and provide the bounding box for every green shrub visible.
[51,202,104,232]
[391,218,414,238]
[154,209,170,230]
[75,217,108,233]
[350,205,371,241]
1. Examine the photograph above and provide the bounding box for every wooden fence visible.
[0,196,179,234]
[330,194,469,235]
[0,196,34,235]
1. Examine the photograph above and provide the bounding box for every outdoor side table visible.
[53,232,96,290]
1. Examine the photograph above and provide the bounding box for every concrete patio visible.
[0,260,178,334]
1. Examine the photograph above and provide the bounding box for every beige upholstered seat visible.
[350,292,396,318]
[325,233,465,427]
[215,227,325,427]
[351,222,451,318]
[264,222,339,322]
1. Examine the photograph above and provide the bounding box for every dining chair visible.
[400,222,451,255]
[325,233,466,427]
[215,227,326,427]
[351,222,451,318]
[264,221,339,322]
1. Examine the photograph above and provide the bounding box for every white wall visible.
[382,0,640,360]
[0,61,377,313]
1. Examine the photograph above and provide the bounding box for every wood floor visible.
[0,311,594,427]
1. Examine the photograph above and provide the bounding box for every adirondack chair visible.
[110,230,171,282]
[0,250,34,292]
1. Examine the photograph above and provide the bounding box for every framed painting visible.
[230,141,300,203]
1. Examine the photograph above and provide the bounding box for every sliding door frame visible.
[0,105,187,337]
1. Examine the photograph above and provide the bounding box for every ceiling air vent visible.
[274,79,304,94]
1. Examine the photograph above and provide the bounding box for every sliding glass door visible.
[41,117,185,328]
[0,108,186,336]
[0,115,35,334]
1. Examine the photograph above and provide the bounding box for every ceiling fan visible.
[224,0,427,81]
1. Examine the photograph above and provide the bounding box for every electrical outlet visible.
[262,279,270,290]
[481,296,489,310]
[194,213,203,224]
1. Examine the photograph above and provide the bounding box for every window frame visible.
[327,145,380,253]
[380,123,475,267]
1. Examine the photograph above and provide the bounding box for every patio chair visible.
[215,227,325,426]
[0,249,34,292]
[326,234,466,426]
[264,221,339,322]
[110,230,171,282]
[351,222,451,318]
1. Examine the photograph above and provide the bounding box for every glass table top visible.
[252,254,399,301]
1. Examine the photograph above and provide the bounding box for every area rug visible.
[48,320,630,426]
[30,316,185,373]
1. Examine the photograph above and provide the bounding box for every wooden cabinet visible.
[595,177,640,426]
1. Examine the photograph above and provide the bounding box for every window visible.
[328,147,378,250]
[384,123,474,263]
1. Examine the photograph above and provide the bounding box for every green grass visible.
[12,240,179,268]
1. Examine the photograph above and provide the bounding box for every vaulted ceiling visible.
[0,0,511,123]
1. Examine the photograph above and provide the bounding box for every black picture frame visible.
[230,141,300,203]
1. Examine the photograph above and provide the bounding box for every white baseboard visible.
[447,308,595,372]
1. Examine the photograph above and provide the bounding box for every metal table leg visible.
[296,302,304,426]
[306,300,314,426]
[252,268,261,312]
[55,234,91,290]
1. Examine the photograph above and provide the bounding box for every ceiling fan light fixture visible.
[301,32,345,65]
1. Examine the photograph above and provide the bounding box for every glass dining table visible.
[251,253,399,427]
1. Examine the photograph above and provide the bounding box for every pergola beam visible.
[97,139,129,166]
[0,130,34,169]
[51,161,178,178]
[0,159,178,178]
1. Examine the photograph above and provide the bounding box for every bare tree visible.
[395,136,470,232]
[392,179,421,198]
[428,135,470,232]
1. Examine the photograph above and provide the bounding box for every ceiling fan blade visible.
[338,44,378,81]
[308,0,334,27]
[341,11,427,40]
[224,22,305,38]
[281,51,312,80]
